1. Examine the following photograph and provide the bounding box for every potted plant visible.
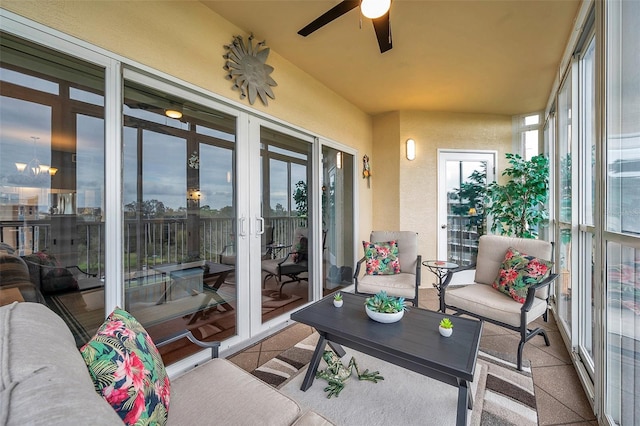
[333,292,343,307]
[439,317,453,337]
[364,291,407,323]
[484,153,550,239]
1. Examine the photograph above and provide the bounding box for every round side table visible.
[422,260,459,312]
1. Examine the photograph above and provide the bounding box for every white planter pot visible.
[333,299,343,307]
[439,326,453,337]
[365,307,404,323]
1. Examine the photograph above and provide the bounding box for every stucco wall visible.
[372,111,512,280]
[1,0,374,241]
[371,111,401,232]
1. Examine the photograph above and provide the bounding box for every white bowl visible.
[365,306,404,323]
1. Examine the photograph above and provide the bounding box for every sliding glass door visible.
[122,77,240,363]
[254,120,315,328]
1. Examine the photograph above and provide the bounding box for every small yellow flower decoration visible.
[363,155,372,179]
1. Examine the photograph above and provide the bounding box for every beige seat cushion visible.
[357,273,417,299]
[445,283,548,328]
[169,358,302,426]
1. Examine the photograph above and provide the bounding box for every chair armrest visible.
[155,329,220,359]
[521,273,559,313]
[66,265,98,278]
[353,256,366,279]
[440,263,475,292]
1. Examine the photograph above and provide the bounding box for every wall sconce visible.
[336,151,343,169]
[406,139,416,161]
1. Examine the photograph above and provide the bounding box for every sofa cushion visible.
[169,358,302,425]
[80,308,170,426]
[362,240,400,275]
[0,302,122,425]
[492,247,553,303]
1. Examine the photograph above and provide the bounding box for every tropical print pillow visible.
[363,240,401,275]
[80,308,170,425]
[492,247,553,303]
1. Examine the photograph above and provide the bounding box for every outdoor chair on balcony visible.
[354,231,421,307]
[440,234,559,370]
[261,227,309,299]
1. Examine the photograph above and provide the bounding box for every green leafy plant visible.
[293,180,308,218]
[364,291,407,313]
[439,318,453,329]
[484,153,550,239]
[333,292,343,301]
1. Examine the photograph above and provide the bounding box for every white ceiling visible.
[203,1,580,117]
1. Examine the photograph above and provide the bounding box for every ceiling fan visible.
[297,0,393,53]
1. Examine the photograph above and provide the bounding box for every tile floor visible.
[228,288,598,425]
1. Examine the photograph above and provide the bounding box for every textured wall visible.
[372,111,512,278]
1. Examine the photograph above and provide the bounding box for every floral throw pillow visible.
[363,240,401,275]
[80,308,170,425]
[492,247,553,303]
[292,236,308,263]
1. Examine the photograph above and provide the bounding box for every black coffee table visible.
[290,292,483,426]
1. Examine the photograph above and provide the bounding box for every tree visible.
[484,153,549,239]
[293,180,307,217]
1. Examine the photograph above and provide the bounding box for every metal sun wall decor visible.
[223,34,277,106]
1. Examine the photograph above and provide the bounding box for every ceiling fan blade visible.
[372,12,392,53]
[298,1,360,36]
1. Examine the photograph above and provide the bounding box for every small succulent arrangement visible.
[439,318,453,329]
[333,292,343,301]
[365,291,407,314]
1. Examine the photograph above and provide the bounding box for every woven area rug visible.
[250,333,537,426]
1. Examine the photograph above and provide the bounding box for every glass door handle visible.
[256,217,265,237]
[239,216,247,237]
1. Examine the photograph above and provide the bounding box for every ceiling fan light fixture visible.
[361,0,391,19]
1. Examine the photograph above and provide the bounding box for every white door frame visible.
[437,149,497,261]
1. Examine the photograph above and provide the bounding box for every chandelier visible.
[8,137,57,186]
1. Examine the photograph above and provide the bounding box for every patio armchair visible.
[440,234,559,370]
[354,231,421,307]
[261,227,310,299]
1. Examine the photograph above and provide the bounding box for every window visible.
[515,112,542,160]
[0,33,106,346]
[605,0,640,423]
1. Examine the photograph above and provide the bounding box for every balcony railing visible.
[1,215,307,279]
